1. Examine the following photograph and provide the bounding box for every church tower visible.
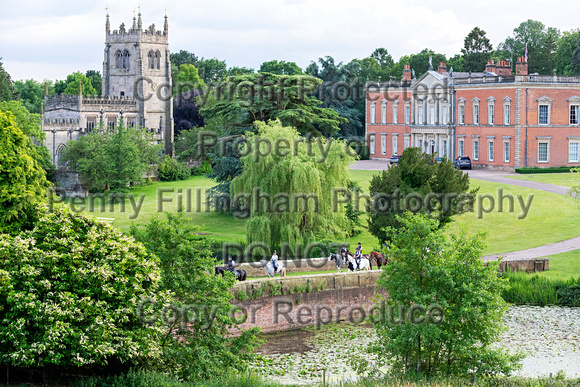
[102,9,174,155]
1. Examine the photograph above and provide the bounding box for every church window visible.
[123,50,130,69]
[148,51,155,69]
[116,50,123,69]
[155,51,161,70]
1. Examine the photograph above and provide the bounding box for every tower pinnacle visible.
[105,8,110,34]
[137,6,142,30]
[164,10,168,35]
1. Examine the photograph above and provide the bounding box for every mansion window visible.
[369,135,375,155]
[429,105,435,125]
[569,141,579,163]
[381,102,387,124]
[473,104,479,125]
[503,141,510,163]
[404,104,410,124]
[393,104,398,124]
[488,140,494,162]
[442,139,448,157]
[488,104,495,125]
[381,134,387,155]
[404,136,410,149]
[393,137,398,155]
[370,102,376,124]
[538,141,549,163]
[442,105,448,125]
[504,104,510,125]
[458,104,465,125]
[473,140,479,161]
[458,139,464,156]
[107,116,116,130]
[570,105,579,125]
[539,105,550,125]
[127,117,136,128]
[418,105,424,124]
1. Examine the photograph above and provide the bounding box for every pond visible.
[252,306,580,385]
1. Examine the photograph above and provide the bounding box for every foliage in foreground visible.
[230,120,357,252]
[358,213,522,377]
[130,212,261,381]
[0,109,50,234]
[0,205,165,369]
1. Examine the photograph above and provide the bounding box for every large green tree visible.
[130,212,260,381]
[259,60,303,75]
[555,31,579,75]
[461,27,493,72]
[0,58,15,102]
[85,70,102,95]
[13,79,44,114]
[63,123,160,192]
[173,63,206,96]
[360,213,523,377]
[230,120,356,251]
[0,100,55,178]
[496,20,560,75]
[367,147,474,245]
[0,110,50,234]
[63,71,98,96]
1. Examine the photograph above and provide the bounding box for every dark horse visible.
[329,253,346,272]
[369,251,389,269]
[214,266,247,281]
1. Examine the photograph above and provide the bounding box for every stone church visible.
[42,10,174,165]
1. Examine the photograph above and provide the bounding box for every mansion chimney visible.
[403,64,411,81]
[438,62,447,75]
[485,59,496,74]
[516,57,528,76]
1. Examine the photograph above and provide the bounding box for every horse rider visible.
[227,255,236,274]
[355,242,362,270]
[340,244,347,262]
[271,250,279,272]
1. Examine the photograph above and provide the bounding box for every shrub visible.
[0,205,166,370]
[157,156,191,181]
[515,166,576,174]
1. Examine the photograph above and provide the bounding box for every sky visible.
[1,0,578,81]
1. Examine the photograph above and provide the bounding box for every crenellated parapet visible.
[82,95,138,106]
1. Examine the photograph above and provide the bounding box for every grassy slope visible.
[506,172,580,188]
[537,249,580,280]
[78,171,580,257]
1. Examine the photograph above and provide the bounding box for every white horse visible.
[260,260,287,278]
[346,255,372,272]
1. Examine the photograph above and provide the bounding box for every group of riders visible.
[226,243,374,272]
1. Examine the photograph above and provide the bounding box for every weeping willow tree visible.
[230,120,356,253]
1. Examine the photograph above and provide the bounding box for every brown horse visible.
[369,251,388,269]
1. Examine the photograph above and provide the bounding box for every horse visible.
[214,266,247,281]
[346,255,372,272]
[329,253,347,272]
[369,251,389,269]
[260,260,287,278]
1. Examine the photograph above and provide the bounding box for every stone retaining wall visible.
[231,271,385,334]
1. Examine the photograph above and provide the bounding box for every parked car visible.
[390,155,401,165]
[454,156,472,170]
[434,157,444,164]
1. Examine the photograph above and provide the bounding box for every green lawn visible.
[536,249,580,280]
[506,172,580,188]
[69,170,580,256]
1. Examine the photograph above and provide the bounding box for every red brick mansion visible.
[365,58,580,168]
